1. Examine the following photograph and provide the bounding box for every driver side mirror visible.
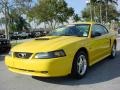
[91,32,102,38]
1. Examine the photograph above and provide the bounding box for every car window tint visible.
[49,24,90,37]
[76,24,90,36]
[92,24,108,35]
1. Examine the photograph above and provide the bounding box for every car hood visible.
[11,36,86,53]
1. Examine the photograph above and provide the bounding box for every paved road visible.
[0,39,120,90]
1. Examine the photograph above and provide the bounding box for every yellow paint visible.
[5,22,116,77]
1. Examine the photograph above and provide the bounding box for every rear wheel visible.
[110,43,116,58]
[71,51,88,79]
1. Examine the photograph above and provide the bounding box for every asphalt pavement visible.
[0,39,120,90]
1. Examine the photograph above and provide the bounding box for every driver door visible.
[89,24,110,65]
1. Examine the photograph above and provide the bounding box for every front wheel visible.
[71,51,88,79]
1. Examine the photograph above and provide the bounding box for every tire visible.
[110,43,116,58]
[71,51,88,79]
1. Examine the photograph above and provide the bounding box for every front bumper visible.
[5,55,73,77]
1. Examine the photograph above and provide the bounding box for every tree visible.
[0,0,32,39]
[82,4,119,22]
[82,7,93,21]
[28,0,74,29]
[0,17,6,30]
[104,0,118,22]
[91,0,118,22]
[9,10,31,32]
[73,14,81,22]
[82,0,119,22]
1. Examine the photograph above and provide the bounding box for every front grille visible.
[14,52,33,59]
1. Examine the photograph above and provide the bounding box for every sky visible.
[66,0,86,14]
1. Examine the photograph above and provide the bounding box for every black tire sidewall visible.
[71,51,88,79]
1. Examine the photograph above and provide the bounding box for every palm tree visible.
[96,0,104,23]
[103,0,118,22]
[86,0,92,21]
[91,0,104,23]
[91,0,97,22]
[92,0,118,23]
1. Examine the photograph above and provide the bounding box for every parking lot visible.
[0,39,120,90]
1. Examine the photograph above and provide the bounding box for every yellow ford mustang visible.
[5,22,117,79]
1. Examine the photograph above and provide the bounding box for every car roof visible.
[72,22,107,27]
[73,22,95,25]
[64,22,105,27]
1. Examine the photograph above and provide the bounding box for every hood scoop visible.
[35,36,60,40]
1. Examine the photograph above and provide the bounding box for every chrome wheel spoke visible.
[77,58,83,66]
[77,55,87,75]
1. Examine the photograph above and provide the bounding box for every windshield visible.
[48,24,90,37]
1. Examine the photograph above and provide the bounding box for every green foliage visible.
[103,5,120,21]
[28,0,74,29]
[91,0,117,5]
[0,0,32,39]
[73,14,81,22]
[82,0,119,22]
[9,10,31,32]
[82,7,92,21]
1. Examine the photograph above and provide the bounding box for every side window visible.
[102,26,109,34]
[92,24,108,37]
[76,24,90,37]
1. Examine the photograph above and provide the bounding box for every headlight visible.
[34,50,66,59]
